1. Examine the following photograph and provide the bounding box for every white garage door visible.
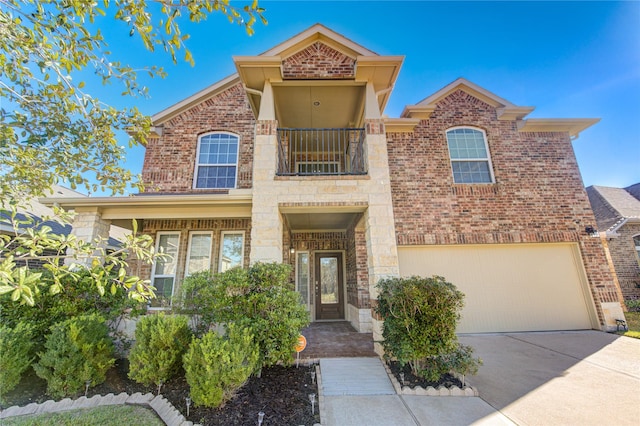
[397,243,597,333]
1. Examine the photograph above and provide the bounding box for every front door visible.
[315,252,344,320]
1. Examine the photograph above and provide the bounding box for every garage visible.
[397,243,598,333]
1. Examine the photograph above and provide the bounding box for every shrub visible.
[34,314,115,398]
[0,269,144,352]
[375,275,480,381]
[625,298,640,312]
[0,322,35,402]
[183,324,259,408]
[175,263,309,369]
[217,263,310,368]
[173,271,219,336]
[128,314,192,387]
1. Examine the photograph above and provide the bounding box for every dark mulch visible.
[387,361,464,389]
[3,359,320,426]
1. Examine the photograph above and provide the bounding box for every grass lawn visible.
[619,311,640,339]
[0,405,164,426]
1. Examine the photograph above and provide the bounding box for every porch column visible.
[66,207,111,266]
[250,111,283,263]
[363,107,400,351]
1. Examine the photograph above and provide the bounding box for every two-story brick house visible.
[50,25,625,340]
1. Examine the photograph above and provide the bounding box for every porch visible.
[299,321,376,359]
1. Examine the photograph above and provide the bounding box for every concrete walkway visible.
[319,357,511,426]
[319,331,640,425]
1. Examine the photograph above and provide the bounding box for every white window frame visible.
[446,126,495,184]
[634,234,640,264]
[193,131,240,189]
[218,231,245,272]
[149,231,181,310]
[185,231,213,276]
[295,251,311,310]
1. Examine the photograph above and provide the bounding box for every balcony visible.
[277,128,366,176]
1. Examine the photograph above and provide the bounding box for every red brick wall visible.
[607,224,640,299]
[282,42,355,79]
[387,89,620,324]
[142,84,255,193]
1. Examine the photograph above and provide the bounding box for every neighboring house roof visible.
[1,185,127,247]
[586,184,640,235]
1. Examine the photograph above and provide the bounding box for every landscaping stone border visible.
[382,363,479,397]
[0,392,201,426]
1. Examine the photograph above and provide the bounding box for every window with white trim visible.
[150,232,180,308]
[296,251,310,309]
[185,232,212,276]
[194,132,239,189]
[219,231,244,272]
[446,127,494,184]
[634,235,640,263]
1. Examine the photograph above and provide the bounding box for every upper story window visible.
[446,127,494,184]
[194,132,239,189]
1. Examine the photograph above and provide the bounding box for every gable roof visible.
[586,184,640,235]
[396,77,598,138]
[151,24,400,127]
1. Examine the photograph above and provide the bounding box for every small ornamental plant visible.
[0,321,35,402]
[34,314,115,398]
[183,324,259,408]
[128,314,192,388]
[375,275,481,382]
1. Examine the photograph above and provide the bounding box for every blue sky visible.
[90,1,640,194]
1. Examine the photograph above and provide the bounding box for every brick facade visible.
[137,219,251,291]
[386,89,620,324]
[606,224,640,299]
[282,42,355,79]
[141,84,255,193]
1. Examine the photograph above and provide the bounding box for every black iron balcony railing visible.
[276,128,366,176]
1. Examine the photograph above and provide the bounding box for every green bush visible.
[128,314,192,387]
[173,271,219,336]
[0,269,144,352]
[215,263,310,368]
[375,275,480,381]
[625,298,640,312]
[0,321,35,402]
[34,314,115,398]
[175,263,309,369]
[183,324,259,408]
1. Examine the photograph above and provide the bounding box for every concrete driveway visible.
[460,331,640,426]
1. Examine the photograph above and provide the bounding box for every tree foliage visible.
[0,0,266,305]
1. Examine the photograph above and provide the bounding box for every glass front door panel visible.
[320,257,338,304]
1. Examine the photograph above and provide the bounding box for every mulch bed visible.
[2,359,320,426]
[387,361,464,389]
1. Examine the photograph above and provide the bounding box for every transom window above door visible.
[194,132,239,189]
[446,127,495,184]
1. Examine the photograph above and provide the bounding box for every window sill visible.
[450,183,500,196]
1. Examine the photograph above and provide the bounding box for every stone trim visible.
[382,363,479,397]
[0,392,200,426]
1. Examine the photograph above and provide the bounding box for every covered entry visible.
[398,243,598,333]
[282,207,371,329]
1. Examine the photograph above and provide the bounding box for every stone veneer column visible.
[364,118,400,349]
[67,208,111,266]
[249,119,283,263]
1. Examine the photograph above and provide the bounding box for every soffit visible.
[285,212,360,232]
[274,84,365,128]
[517,118,600,139]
